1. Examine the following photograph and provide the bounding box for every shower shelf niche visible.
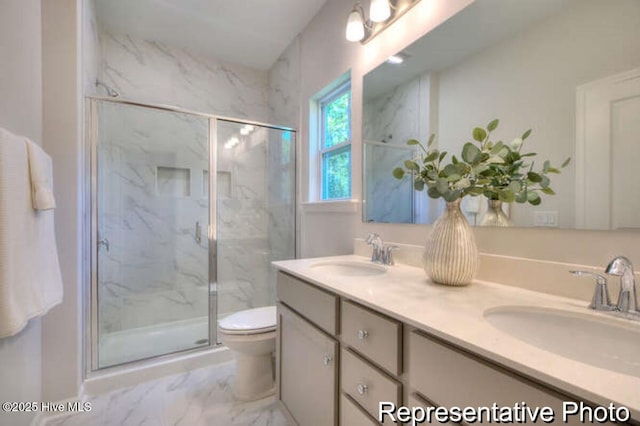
[156,166,191,197]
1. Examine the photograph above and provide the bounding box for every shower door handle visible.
[195,221,202,244]
[98,237,110,252]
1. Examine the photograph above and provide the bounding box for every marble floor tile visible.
[46,361,290,426]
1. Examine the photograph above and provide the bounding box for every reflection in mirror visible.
[362,0,640,230]
[364,140,415,223]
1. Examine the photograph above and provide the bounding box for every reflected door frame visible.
[575,67,640,230]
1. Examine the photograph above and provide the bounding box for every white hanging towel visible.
[0,128,63,338]
[26,139,56,210]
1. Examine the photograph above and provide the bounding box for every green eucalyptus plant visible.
[392,133,482,202]
[392,119,570,205]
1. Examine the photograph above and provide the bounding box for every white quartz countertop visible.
[273,254,640,419]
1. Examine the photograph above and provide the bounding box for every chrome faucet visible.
[365,233,398,265]
[365,233,384,263]
[569,270,614,311]
[605,256,639,315]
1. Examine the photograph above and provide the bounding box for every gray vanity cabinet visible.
[277,271,400,425]
[276,271,627,425]
[277,272,340,425]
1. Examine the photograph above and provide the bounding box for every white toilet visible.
[218,306,277,401]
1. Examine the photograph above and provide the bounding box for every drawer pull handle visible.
[322,355,333,366]
[357,330,369,340]
[356,384,368,395]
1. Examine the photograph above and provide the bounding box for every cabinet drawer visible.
[408,330,587,426]
[341,348,402,420]
[341,394,379,426]
[277,272,338,335]
[407,392,457,426]
[341,299,402,375]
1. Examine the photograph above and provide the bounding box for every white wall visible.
[0,0,43,142]
[0,1,43,425]
[42,0,83,402]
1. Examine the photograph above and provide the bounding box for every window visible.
[319,82,351,200]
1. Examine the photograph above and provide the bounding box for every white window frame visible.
[317,80,352,201]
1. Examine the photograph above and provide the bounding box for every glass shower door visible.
[215,120,296,328]
[94,101,211,368]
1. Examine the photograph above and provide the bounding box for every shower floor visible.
[99,316,210,368]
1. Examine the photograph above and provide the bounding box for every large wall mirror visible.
[363,0,640,230]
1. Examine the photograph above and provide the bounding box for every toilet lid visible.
[218,306,276,334]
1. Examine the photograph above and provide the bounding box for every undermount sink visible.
[484,306,640,378]
[309,260,387,277]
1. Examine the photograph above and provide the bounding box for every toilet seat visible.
[218,306,276,335]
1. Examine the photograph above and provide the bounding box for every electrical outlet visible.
[534,211,558,227]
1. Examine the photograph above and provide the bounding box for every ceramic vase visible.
[479,199,513,227]
[423,199,479,286]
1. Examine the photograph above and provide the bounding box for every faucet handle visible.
[605,256,639,314]
[365,233,381,246]
[382,245,399,266]
[570,270,615,311]
[365,233,383,262]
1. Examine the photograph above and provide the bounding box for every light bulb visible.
[386,55,404,65]
[225,137,239,149]
[370,0,391,23]
[345,8,365,42]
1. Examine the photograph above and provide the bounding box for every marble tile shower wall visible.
[98,103,209,334]
[215,126,295,317]
[266,129,296,302]
[365,143,415,223]
[217,127,269,317]
[268,37,301,130]
[82,0,100,95]
[363,75,421,146]
[100,31,270,122]
[267,38,299,285]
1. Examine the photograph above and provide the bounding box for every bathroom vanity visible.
[273,255,640,425]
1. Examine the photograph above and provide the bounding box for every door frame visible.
[575,67,640,229]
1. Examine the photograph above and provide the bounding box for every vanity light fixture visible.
[370,0,391,22]
[345,0,421,44]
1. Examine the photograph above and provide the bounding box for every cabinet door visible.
[278,303,338,426]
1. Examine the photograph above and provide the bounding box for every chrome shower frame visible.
[83,96,297,376]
